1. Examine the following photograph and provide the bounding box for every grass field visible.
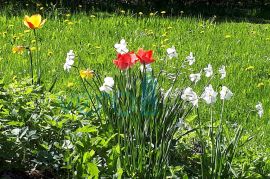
[1,11,270,177]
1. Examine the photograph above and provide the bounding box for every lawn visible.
[0,10,270,177]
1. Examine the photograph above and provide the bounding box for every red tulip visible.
[113,52,138,70]
[136,48,155,64]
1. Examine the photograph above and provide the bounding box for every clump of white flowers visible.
[255,102,263,118]
[166,46,178,59]
[114,39,129,54]
[99,77,115,93]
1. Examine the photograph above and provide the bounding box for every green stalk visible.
[27,47,34,84]
[33,29,41,84]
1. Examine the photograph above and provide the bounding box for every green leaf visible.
[7,121,24,127]
[87,162,99,179]
[76,126,97,133]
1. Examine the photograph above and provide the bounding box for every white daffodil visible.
[104,77,114,88]
[166,46,178,59]
[204,64,213,78]
[186,52,195,65]
[100,77,114,93]
[181,87,199,107]
[219,65,226,79]
[114,39,129,54]
[255,102,263,118]
[220,86,233,100]
[64,50,75,72]
[201,84,218,104]
[189,73,201,84]
[140,64,152,73]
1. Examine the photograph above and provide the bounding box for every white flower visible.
[186,52,195,65]
[181,87,199,107]
[100,77,114,93]
[67,50,75,60]
[166,46,178,59]
[201,84,218,104]
[140,64,152,73]
[104,77,114,88]
[189,73,201,84]
[114,39,129,54]
[204,64,213,77]
[219,65,226,79]
[220,86,233,100]
[255,102,263,118]
[64,50,75,72]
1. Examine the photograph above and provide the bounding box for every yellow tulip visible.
[80,69,94,79]
[24,14,46,29]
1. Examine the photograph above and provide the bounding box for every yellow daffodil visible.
[12,46,25,54]
[24,14,46,29]
[80,69,94,79]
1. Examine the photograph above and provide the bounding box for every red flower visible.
[136,48,155,64]
[113,52,138,70]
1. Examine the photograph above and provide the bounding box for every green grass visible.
[1,12,270,165]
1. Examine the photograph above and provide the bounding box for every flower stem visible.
[27,47,34,85]
[33,29,41,84]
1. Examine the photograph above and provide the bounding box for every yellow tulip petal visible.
[30,14,42,28]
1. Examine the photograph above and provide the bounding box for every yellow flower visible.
[12,46,25,54]
[80,69,94,79]
[24,14,46,29]
[149,12,154,16]
[67,21,74,25]
[245,66,254,71]
[47,50,53,57]
[67,82,74,88]
[161,11,166,14]
[30,47,37,51]
[257,82,264,88]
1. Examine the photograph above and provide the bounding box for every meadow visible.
[0,9,270,178]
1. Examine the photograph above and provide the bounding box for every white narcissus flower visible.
[100,77,114,93]
[140,64,152,73]
[181,87,199,107]
[201,84,218,104]
[64,50,75,72]
[204,64,213,77]
[166,46,178,59]
[104,77,114,88]
[114,39,129,54]
[220,86,233,100]
[189,73,201,84]
[186,52,195,65]
[255,102,263,118]
[219,65,226,79]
